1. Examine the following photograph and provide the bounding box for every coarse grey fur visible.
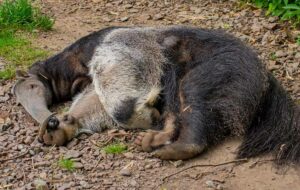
[17,26,300,164]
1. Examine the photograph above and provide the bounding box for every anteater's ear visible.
[161,35,191,63]
[16,70,29,79]
[161,36,180,49]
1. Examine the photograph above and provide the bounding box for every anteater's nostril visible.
[47,116,59,130]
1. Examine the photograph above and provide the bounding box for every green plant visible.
[248,0,300,24]
[270,52,277,60]
[0,0,54,31]
[297,35,300,45]
[102,143,128,154]
[0,29,49,80]
[58,158,75,171]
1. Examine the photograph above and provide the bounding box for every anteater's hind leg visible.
[140,52,265,160]
[135,112,177,152]
[137,66,215,160]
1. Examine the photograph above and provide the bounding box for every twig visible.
[162,158,248,182]
[91,156,102,172]
[0,150,29,163]
[0,184,13,189]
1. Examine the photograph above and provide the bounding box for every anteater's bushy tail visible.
[238,73,300,164]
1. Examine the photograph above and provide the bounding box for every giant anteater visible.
[14,26,300,163]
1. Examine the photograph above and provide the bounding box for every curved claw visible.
[47,115,60,130]
[38,113,57,142]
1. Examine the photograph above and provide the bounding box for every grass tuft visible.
[58,158,75,171]
[270,52,277,60]
[0,29,49,80]
[102,143,128,154]
[0,0,53,80]
[0,0,54,31]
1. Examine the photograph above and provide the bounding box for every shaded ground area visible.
[1,0,300,189]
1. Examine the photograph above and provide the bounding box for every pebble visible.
[275,50,288,58]
[73,162,84,169]
[33,179,49,190]
[17,144,24,151]
[0,94,10,103]
[145,164,152,169]
[206,180,217,188]
[263,23,277,30]
[65,150,82,159]
[120,168,131,176]
[173,160,184,167]
[79,180,90,188]
[57,182,75,190]
[129,179,138,187]
[0,118,12,132]
[66,138,79,149]
[120,16,129,22]
[153,14,164,20]
[123,152,134,159]
[24,136,33,144]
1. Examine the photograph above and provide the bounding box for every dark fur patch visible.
[28,26,124,102]
[113,98,137,124]
[154,26,300,163]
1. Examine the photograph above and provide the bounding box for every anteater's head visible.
[13,70,53,123]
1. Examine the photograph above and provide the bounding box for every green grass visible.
[270,52,277,60]
[0,0,53,80]
[58,158,75,171]
[297,35,300,45]
[102,143,128,154]
[0,0,54,31]
[0,29,49,80]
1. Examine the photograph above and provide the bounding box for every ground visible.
[1,0,300,189]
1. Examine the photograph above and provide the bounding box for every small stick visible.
[91,157,102,172]
[0,150,29,163]
[162,158,248,182]
[0,184,13,189]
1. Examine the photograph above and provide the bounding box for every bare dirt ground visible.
[1,0,300,189]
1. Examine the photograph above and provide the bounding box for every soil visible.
[1,0,300,189]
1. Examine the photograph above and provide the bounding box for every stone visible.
[65,150,82,159]
[73,162,84,169]
[275,50,288,58]
[123,152,134,159]
[153,14,164,20]
[33,179,49,190]
[79,180,90,188]
[120,168,131,176]
[24,136,33,145]
[206,180,217,188]
[66,138,78,149]
[263,23,277,30]
[120,16,129,22]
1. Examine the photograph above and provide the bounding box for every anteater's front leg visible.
[38,86,114,146]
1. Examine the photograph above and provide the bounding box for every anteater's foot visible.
[135,130,173,152]
[153,142,205,160]
[38,114,80,146]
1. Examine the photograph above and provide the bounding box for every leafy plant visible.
[102,143,128,154]
[270,52,277,60]
[58,158,75,171]
[297,35,300,45]
[247,0,300,25]
[0,0,54,31]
